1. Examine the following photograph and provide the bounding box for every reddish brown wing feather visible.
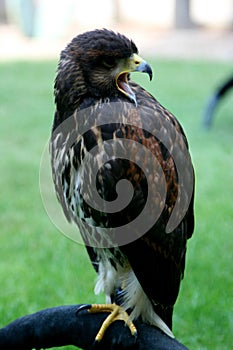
[117,83,194,327]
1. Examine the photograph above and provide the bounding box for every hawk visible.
[50,29,195,342]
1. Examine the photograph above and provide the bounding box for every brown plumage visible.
[50,29,195,338]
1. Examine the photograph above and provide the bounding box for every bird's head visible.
[56,29,152,106]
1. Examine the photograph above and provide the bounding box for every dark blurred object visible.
[0,0,7,23]
[0,304,189,350]
[203,75,233,128]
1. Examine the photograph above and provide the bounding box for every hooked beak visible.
[116,53,153,105]
[134,54,153,81]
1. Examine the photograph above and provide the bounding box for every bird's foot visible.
[77,303,137,343]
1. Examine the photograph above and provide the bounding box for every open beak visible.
[116,53,153,105]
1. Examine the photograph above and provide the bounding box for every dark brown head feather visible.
[63,29,138,62]
[55,29,138,114]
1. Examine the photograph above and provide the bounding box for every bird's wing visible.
[117,82,195,326]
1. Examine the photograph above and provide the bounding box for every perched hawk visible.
[51,29,195,341]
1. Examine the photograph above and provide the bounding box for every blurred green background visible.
[0,58,232,350]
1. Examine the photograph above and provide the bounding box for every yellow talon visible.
[88,303,137,342]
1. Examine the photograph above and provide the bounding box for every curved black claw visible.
[76,304,92,315]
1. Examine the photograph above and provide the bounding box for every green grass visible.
[0,58,232,350]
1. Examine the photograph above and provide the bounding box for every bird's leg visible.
[77,303,137,343]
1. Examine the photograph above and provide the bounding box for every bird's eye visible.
[102,57,116,68]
